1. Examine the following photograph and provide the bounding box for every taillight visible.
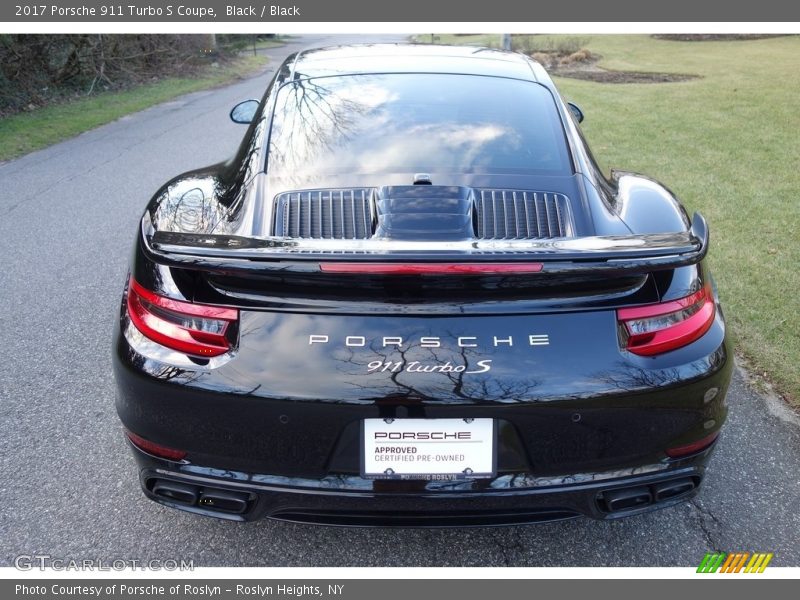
[665,430,720,458]
[617,282,715,356]
[125,430,187,461]
[126,277,238,358]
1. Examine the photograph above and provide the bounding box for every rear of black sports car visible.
[113,45,732,526]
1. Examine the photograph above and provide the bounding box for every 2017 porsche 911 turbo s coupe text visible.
[113,44,732,526]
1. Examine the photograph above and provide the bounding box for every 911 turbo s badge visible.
[367,359,493,374]
[308,334,550,375]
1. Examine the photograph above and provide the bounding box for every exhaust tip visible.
[653,477,696,502]
[600,486,652,513]
[146,477,252,515]
[598,476,701,514]
[198,489,250,514]
[151,480,198,505]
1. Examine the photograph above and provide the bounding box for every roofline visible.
[284,43,550,86]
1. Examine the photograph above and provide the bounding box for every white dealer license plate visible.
[362,418,496,480]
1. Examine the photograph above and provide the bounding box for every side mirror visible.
[229,99,260,124]
[567,102,584,123]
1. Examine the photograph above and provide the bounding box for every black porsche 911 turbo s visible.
[113,43,732,526]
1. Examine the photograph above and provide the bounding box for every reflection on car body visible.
[113,44,732,526]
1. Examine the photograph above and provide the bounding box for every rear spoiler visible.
[143,212,709,277]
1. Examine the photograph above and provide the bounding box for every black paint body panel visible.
[113,44,733,525]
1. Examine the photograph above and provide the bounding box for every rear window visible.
[266,73,572,178]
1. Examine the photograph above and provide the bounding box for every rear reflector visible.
[617,281,715,356]
[665,431,720,458]
[126,277,237,358]
[319,262,544,275]
[125,430,188,461]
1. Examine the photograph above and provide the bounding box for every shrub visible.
[0,34,237,116]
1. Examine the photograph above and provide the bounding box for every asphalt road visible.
[1,34,799,568]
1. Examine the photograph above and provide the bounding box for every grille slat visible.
[276,187,567,240]
[306,191,312,238]
[475,189,570,240]
[354,190,358,237]
[339,191,345,238]
[521,197,529,235]
[274,188,375,239]
[543,193,552,237]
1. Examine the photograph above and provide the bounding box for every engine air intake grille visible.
[474,190,571,239]
[274,188,375,239]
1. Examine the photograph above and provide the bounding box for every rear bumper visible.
[130,442,714,526]
[113,274,733,526]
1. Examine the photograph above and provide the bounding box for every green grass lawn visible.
[421,34,800,405]
[0,53,269,162]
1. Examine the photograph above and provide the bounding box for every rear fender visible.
[612,172,691,234]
